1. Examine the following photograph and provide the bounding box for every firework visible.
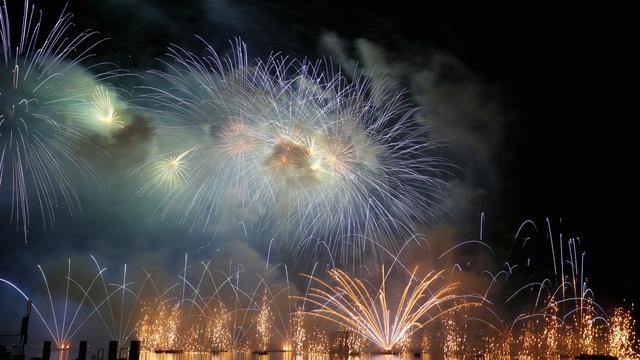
[420,331,430,354]
[133,147,195,195]
[0,0,127,238]
[1,242,637,358]
[137,39,446,262]
[0,258,115,349]
[90,85,125,130]
[607,307,638,359]
[134,255,239,352]
[255,289,273,352]
[540,298,562,356]
[137,300,182,351]
[307,327,329,354]
[452,218,640,359]
[207,304,233,352]
[87,259,162,344]
[442,315,465,360]
[345,330,368,355]
[289,307,306,353]
[297,266,474,352]
[184,316,208,352]
[133,253,294,353]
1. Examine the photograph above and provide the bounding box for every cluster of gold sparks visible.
[5,259,638,359]
[255,290,273,352]
[132,267,638,359]
[451,302,640,359]
[136,301,235,352]
[289,307,306,353]
[144,147,195,193]
[136,301,181,350]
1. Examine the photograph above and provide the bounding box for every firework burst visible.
[133,146,195,195]
[0,0,127,238]
[90,85,125,130]
[137,39,447,262]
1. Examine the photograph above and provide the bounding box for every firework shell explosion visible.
[0,0,128,237]
[137,39,447,260]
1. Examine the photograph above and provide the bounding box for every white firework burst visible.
[0,0,127,238]
[139,39,448,262]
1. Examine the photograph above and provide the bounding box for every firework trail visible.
[0,0,127,238]
[297,266,476,352]
[134,253,283,352]
[137,39,447,262]
[0,258,116,349]
[455,218,640,358]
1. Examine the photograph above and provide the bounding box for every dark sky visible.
[1,0,635,336]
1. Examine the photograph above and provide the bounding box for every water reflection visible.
[51,349,70,360]
[137,351,419,360]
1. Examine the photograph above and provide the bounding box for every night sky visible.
[1,0,635,338]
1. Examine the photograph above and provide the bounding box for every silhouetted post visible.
[78,341,87,360]
[108,341,118,360]
[42,341,52,360]
[19,300,31,356]
[128,341,140,360]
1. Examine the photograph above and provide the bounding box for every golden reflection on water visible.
[137,351,418,360]
[52,350,70,360]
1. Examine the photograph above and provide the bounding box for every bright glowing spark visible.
[136,147,195,195]
[91,86,123,129]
